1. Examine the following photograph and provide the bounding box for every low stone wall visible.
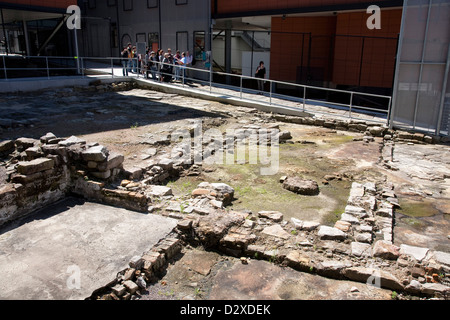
[0,133,129,225]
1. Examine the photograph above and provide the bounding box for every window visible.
[193,31,205,60]
[176,0,188,5]
[107,0,117,6]
[176,31,188,52]
[123,0,133,11]
[147,0,158,8]
[136,33,146,43]
[88,0,96,9]
[121,33,132,48]
[148,33,159,52]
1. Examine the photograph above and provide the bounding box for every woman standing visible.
[255,61,266,94]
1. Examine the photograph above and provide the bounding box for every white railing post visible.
[46,57,50,79]
[386,96,392,127]
[240,76,243,100]
[209,66,212,94]
[303,86,306,111]
[3,55,7,80]
[269,80,272,105]
[349,92,354,119]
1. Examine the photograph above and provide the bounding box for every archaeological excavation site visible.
[0,79,449,302]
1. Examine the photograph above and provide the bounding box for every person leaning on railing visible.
[121,47,130,77]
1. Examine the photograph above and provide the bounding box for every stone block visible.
[372,240,400,260]
[97,152,124,171]
[355,232,372,244]
[123,280,139,294]
[282,176,319,196]
[340,213,360,225]
[261,224,291,240]
[91,170,111,180]
[191,188,211,197]
[40,132,57,144]
[399,244,429,262]
[258,211,283,222]
[82,145,108,162]
[343,267,403,291]
[317,226,347,241]
[111,284,126,296]
[15,137,37,151]
[17,158,54,175]
[351,242,372,257]
[334,220,352,232]
[0,140,14,153]
[148,185,173,197]
[58,135,86,147]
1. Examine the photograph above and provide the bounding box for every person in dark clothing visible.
[121,47,130,76]
[255,61,266,94]
[161,52,173,82]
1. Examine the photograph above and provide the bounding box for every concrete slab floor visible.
[0,197,177,300]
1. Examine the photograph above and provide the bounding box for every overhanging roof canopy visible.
[0,8,65,24]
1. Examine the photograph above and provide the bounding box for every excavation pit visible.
[1,82,449,300]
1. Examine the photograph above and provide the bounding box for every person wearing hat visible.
[149,51,158,80]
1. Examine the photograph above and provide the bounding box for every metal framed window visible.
[193,31,205,60]
[136,33,146,43]
[121,33,132,48]
[147,0,158,8]
[176,31,188,52]
[148,32,159,51]
[390,0,450,136]
[88,0,96,9]
[123,0,133,11]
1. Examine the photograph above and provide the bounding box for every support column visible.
[224,21,232,85]
[1,8,9,55]
[23,20,31,56]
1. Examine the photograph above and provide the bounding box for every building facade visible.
[212,0,403,93]
[81,0,211,61]
[0,0,76,56]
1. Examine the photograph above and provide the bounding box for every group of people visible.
[121,43,193,83]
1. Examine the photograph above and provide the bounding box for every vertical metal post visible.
[389,0,408,130]
[46,57,50,79]
[111,58,114,78]
[2,55,7,79]
[1,8,9,55]
[436,41,450,135]
[269,80,272,105]
[412,0,432,130]
[74,28,80,74]
[386,96,392,127]
[23,20,31,56]
[209,66,212,94]
[81,57,84,77]
[136,58,139,79]
[240,76,243,99]
[303,86,306,111]
[349,92,354,119]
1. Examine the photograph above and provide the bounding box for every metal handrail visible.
[0,55,392,125]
